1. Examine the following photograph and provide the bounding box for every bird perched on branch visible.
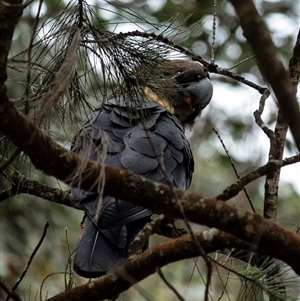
[71,59,213,278]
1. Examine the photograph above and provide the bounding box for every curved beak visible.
[187,77,213,110]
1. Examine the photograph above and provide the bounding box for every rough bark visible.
[46,229,272,301]
[0,93,300,277]
[1,2,300,301]
[229,0,300,152]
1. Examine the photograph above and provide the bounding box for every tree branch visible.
[0,279,23,301]
[46,228,295,301]
[6,221,49,301]
[1,4,300,300]
[45,230,259,301]
[216,154,300,201]
[0,89,300,276]
[0,0,23,81]
[229,0,300,152]
[262,28,300,220]
[289,28,300,86]
[0,156,75,208]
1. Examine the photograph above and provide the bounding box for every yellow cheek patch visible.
[143,86,175,114]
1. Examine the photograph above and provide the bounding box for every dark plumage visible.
[71,59,213,278]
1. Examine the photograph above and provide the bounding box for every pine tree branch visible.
[1,4,300,300]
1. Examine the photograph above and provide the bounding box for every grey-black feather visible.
[71,60,213,278]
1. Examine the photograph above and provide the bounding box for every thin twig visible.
[22,0,35,9]
[0,149,21,172]
[215,257,233,301]
[39,272,73,301]
[0,154,76,207]
[157,268,185,301]
[214,65,267,94]
[0,187,13,202]
[84,28,267,94]
[213,128,256,213]
[211,0,217,64]
[175,200,212,301]
[5,221,50,301]
[253,89,275,140]
[64,228,74,291]
[226,55,256,71]
[97,29,268,94]
[0,279,23,301]
[25,0,43,114]
[78,0,84,28]
[217,154,300,201]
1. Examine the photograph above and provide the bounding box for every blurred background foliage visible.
[0,0,299,300]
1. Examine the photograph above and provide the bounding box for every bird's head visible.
[142,59,213,127]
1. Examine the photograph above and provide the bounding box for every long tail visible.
[73,216,149,278]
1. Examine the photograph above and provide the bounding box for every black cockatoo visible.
[71,59,213,278]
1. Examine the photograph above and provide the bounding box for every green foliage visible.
[236,260,299,301]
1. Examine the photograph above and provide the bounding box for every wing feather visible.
[72,95,194,277]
